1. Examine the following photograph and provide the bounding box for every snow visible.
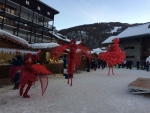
[111,26,122,33]
[146,56,150,62]
[30,43,60,49]
[117,23,150,38]
[1,67,150,113]
[102,23,150,44]
[0,29,62,50]
[101,36,117,44]
[0,29,30,46]
[76,41,81,45]
[91,48,102,55]
[49,31,70,42]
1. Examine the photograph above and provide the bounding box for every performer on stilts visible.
[50,39,91,86]
[98,38,125,75]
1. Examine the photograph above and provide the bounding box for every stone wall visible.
[120,38,141,67]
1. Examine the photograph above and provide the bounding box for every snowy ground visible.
[1,67,150,113]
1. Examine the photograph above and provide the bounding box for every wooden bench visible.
[128,77,150,94]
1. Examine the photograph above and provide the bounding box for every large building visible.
[0,0,59,44]
[101,23,150,66]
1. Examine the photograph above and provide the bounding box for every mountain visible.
[58,22,143,50]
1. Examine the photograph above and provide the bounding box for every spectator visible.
[146,61,149,71]
[136,60,140,70]
[9,50,23,90]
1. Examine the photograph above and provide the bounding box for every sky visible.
[42,0,150,31]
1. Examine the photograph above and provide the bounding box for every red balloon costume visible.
[51,39,91,86]
[98,38,125,75]
[19,51,53,98]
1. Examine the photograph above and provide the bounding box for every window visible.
[130,47,135,49]
[124,47,135,50]
[6,7,10,12]
[26,0,29,5]
[143,44,148,51]
[11,9,15,14]
[37,6,40,11]
[1,5,5,10]
[47,12,50,15]
[130,56,135,58]
[126,56,135,58]
[124,47,129,50]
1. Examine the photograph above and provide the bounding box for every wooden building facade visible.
[0,0,59,44]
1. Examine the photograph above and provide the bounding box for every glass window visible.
[26,0,29,5]
[47,12,50,15]
[37,6,40,11]
[143,44,148,51]
[11,9,15,14]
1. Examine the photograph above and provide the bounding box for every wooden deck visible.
[128,77,150,94]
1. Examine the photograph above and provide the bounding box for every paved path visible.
[1,67,150,113]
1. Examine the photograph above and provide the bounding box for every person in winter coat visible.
[9,50,23,90]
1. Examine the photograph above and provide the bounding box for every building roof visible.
[38,0,59,14]
[91,48,103,55]
[49,31,70,42]
[101,23,150,44]
[30,42,59,49]
[101,36,117,44]
[117,23,150,38]
[0,29,30,48]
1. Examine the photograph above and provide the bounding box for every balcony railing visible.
[2,19,52,37]
[2,9,52,28]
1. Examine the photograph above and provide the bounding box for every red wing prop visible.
[50,45,69,60]
[31,64,54,75]
[39,75,48,95]
[31,64,54,95]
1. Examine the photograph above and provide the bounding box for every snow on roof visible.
[101,36,117,44]
[76,41,81,45]
[0,29,30,46]
[146,56,150,62]
[30,42,59,49]
[91,48,102,55]
[57,33,67,38]
[101,47,106,50]
[117,23,150,38]
[49,31,70,42]
[102,23,150,44]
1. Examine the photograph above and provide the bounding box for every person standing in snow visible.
[9,50,23,90]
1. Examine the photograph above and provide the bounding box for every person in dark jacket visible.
[9,51,24,90]
[87,57,90,72]
[136,60,140,70]
[146,61,149,71]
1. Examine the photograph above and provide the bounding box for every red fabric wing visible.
[39,75,48,95]
[31,64,54,75]
[50,45,69,60]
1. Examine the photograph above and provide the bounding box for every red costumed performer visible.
[98,38,125,75]
[20,51,53,98]
[51,39,91,86]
